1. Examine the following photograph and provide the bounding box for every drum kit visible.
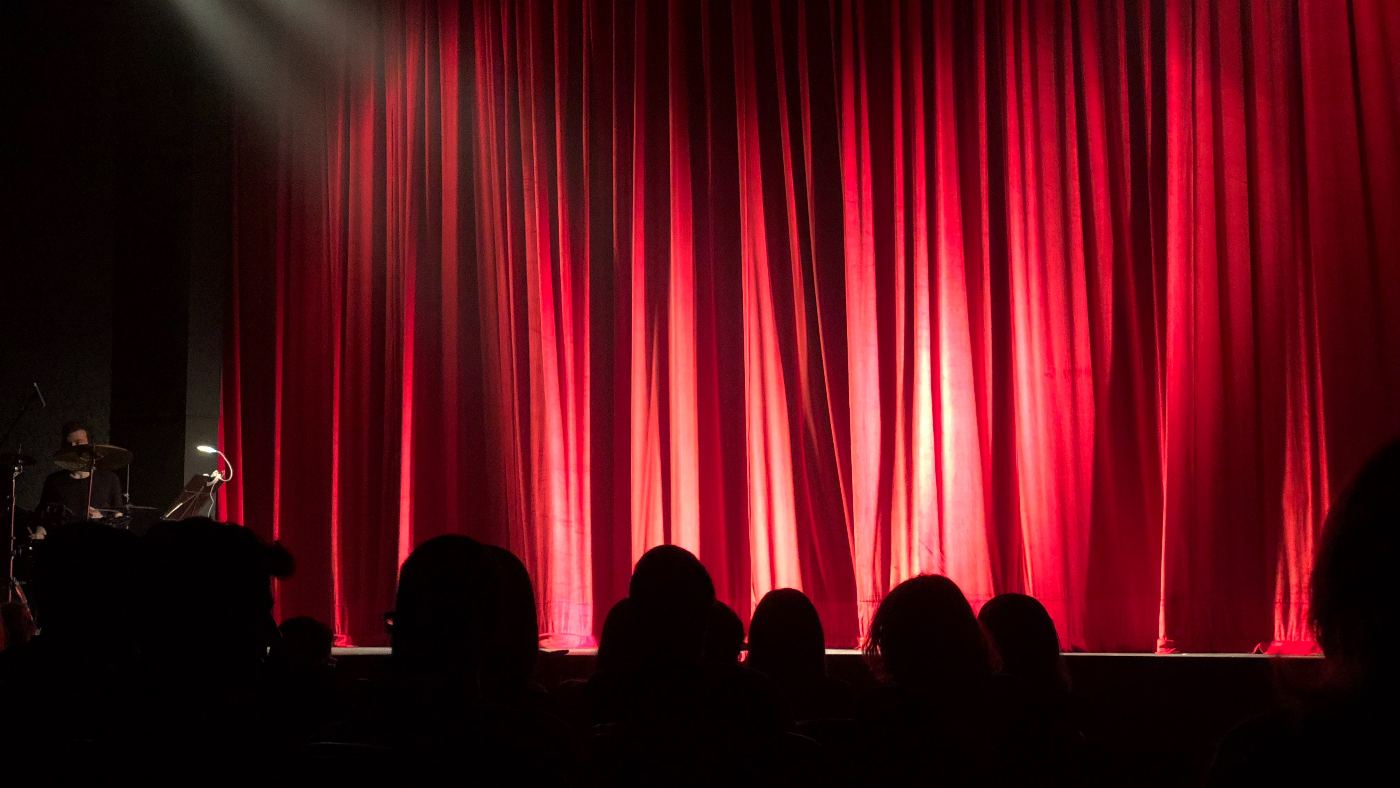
[4,441,227,617]
[4,442,139,609]
[2,380,228,628]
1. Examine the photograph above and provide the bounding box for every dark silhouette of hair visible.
[857,576,1001,788]
[747,588,857,725]
[138,517,292,673]
[979,593,1084,783]
[702,600,745,666]
[385,537,574,784]
[627,544,715,665]
[271,615,335,669]
[391,535,499,682]
[1309,438,1400,689]
[1209,440,1400,786]
[481,544,539,695]
[596,597,640,675]
[58,420,90,444]
[864,574,992,687]
[29,521,140,648]
[264,616,337,752]
[979,592,1068,692]
[0,523,142,766]
[588,549,798,784]
[390,537,540,695]
[117,518,296,772]
[748,588,826,683]
[588,546,716,729]
[584,597,642,727]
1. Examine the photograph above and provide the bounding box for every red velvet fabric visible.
[220,0,1400,650]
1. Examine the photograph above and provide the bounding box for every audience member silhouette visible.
[389,534,497,684]
[586,546,716,736]
[576,596,642,728]
[747,588,855,723]
[979,592,1086,784]
[979,593,1069,695]
[26,522,140,653]
[865,574,993,688]
[272,615,335,669]
[586,545,798,786]
[0,521,140,762]
[138,517,292,676]
[628,544,717,669]
[264,616,338,748]
[860,574,1003,787]
[379,534,573,784]
[14,494,1363,785]
[131,517,294,771]
[702,600,745,667]
[596,596,642,676]
[1210,439,1400,785]
[480,544,545,702]
[0,518,293,775]
[1307,440,1400,693]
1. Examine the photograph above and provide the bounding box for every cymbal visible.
[52,443,134,472]
[1,452,36,468]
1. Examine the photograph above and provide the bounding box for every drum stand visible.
[5,457,31,611]
[1,383,43,628]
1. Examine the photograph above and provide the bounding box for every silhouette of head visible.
[628,545,715,666]
[392,535,501,682]
[1310,439,1400,689]
[139,518,293,674]
[864,574,992,688]
[702,600,745,666]
[29,521,139,649]
[271,616,334,670]
[596,597,641,675]
[747,588,826,683]
[978,593,1066,691]
[481,544,540,693]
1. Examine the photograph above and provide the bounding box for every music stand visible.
[161,474,225,520]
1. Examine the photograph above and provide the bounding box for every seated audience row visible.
[2,438,1395,786]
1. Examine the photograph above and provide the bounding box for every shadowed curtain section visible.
[220,0,1400,650]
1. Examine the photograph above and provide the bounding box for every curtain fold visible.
[221,0,1400,650]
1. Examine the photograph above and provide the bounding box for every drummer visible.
[37,421,125,528]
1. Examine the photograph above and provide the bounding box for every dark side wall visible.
[2,1,229,511]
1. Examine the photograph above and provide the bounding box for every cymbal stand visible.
[84,450,98,519]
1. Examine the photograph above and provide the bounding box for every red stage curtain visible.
[220,0,1400,650]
